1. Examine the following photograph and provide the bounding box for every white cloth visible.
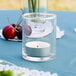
[56,26,64,38]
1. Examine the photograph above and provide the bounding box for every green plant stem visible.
[28,0,40,13]
[34,0,37,13]
[31,0,37,13]
[38,0,40,12]
[31,0,34,12]
[28,0,32,13]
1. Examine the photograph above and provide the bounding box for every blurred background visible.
[0,0,76,11]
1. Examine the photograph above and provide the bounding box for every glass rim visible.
[22,13,56,20]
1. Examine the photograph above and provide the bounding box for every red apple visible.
[2,25,16,40]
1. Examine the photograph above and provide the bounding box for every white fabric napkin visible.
[56,26,64,38]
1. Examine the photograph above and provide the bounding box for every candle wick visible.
[37,45,39,48]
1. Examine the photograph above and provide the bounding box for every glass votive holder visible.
[22,13,57,62]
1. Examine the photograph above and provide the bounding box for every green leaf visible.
[0,70,13,76]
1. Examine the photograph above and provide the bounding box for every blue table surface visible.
[0,10,76,76]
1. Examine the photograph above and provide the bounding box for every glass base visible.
[22,54,56,62]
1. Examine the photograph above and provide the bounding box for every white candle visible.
[25,41,51,57]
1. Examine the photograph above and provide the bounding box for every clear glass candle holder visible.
[22,13,57,62]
